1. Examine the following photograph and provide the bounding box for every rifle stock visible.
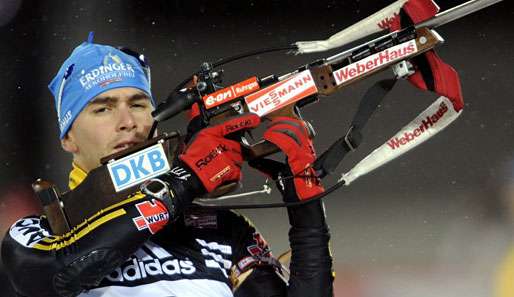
[209,27,442,161]
[32,179,70,235]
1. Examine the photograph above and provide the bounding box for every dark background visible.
[0,0,513,296]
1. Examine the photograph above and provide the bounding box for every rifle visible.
[152,0,498,199]
[34,0,504,235]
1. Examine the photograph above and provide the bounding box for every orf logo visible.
[108,143,171,192]
[132,200,169,234]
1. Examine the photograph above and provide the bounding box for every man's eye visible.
[132,103,148,108]
[93,107,109,113]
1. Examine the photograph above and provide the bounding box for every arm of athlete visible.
[234,117,334,297]
[1,114,260,297]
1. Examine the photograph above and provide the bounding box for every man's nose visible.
[117,107,137,132]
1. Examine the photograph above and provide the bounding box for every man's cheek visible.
[140,115,154,132]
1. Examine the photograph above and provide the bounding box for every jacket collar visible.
[68,162,88,190]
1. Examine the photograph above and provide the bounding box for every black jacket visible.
[2,188,333,297]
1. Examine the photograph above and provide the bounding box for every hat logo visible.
[103,52,123,66]
[78,52,135,90]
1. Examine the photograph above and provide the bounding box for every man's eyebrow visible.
[89,96,117,105]
[89,92,150,105]
[128,92,151,102]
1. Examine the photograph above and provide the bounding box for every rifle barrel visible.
[417,0,505,29]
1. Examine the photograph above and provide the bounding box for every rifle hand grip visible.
[242,104,304,160]
[243,140,280,161]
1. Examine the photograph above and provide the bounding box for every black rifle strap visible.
[313,78,397,178]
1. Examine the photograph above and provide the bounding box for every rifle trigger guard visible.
[305,120,316,139]
[344,126,357,152]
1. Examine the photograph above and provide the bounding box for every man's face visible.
[61,87,154,172]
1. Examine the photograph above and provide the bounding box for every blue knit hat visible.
[49,33,153,139]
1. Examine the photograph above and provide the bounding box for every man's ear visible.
[61,133,78,153]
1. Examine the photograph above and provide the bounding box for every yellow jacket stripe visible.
[33,208,127,251]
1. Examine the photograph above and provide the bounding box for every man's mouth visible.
[113,141,139,151]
